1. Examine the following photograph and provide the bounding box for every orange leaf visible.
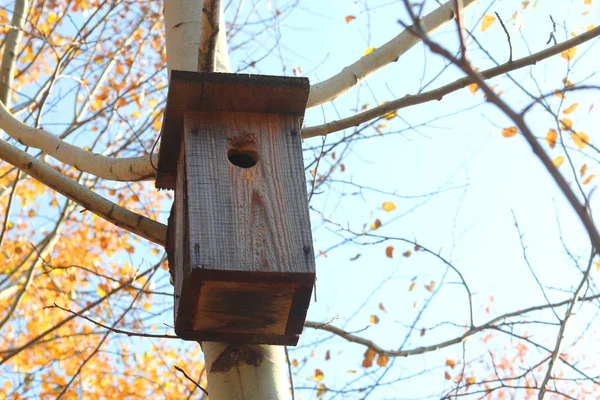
[466,377,476,388]
[424,281,436,292]
[502,126,518,138]
[583,174,595,185]
[580,164,588,177]
[445,371,451,380]
[370,219,382,230]
[546,129,558,148]
[480,14,496,32]
[376,354,389,367]
[385,246,394,258]
[362,359,373,368]
[403,251,412,258]
[364,348,376,361]
[560,118,573,130]
[409,282,416,291]
[563,103,579,114]
[467,83,479,94]
[446,359,456,368]
[345,15,356,23]
[379,302,387,312]
[571,132,589,149]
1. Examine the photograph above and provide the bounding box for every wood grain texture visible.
[156,71,309,189]
[184,111,314,275]
[171,110,315,345]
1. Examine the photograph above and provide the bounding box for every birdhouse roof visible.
[155,71,310,190]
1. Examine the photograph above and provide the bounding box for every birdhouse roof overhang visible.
[155,70,310,190]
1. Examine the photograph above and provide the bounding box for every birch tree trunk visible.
[162,1,291,398]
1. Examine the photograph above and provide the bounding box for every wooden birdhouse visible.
[156,71,315,346]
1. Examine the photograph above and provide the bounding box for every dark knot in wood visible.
[210,345,265,373]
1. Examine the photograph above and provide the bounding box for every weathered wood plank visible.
[184,111,314,275]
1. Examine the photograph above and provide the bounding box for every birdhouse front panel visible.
[174,110,314,345]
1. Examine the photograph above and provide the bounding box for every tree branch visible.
[302,25,600,138]
[306,0,479,109]
[0,100,157,181]
[0,138,167,245]
[0,0,29,108]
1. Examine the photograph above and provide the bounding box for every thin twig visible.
[174,365,209,397]
[495,11,512,62]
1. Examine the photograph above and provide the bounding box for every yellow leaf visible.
[376,354,389,367]
[560,118,573,130]
[370,315,379,324]
[96,285,107,297]
[554,89,565,99]
[480,14,496,32]
[317,384,327,397]
[580,164,588,177]
[563,103,579,114]
[596,259,600,272]
[363,47,375,56]
[502,126,518,138]
[522,0,530,8]
[467,83,479,94]
[313,369,324,381]
[585,0,592,5]
[385,246,394,258]
[583,174,595,185]
[382,201,396,212]
[409,282,416,291]
[571,132,589,149]
[587,24,595,32]
[553,156,565,168]
[148,98,158,108]
[383,110,396,120]
[546,129,558,148]
[47,12,59,24]
[561,47,577,61]
[143,302,151,311]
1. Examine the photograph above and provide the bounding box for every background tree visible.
[1,0,600,399]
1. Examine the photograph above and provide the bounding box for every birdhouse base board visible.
[174,270,313,346]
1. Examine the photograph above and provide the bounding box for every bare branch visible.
[306,0,479,108]
[303,25,600,139]
[0,138,167,245]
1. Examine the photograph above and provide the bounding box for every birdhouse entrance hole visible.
[227,135,259,168]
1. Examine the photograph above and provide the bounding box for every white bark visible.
[306,0,479,108]
[163,0,230,73]
[0,100,157,181]
[0,137,167,245]
[203,343,290,399]
[0,0,29,108]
